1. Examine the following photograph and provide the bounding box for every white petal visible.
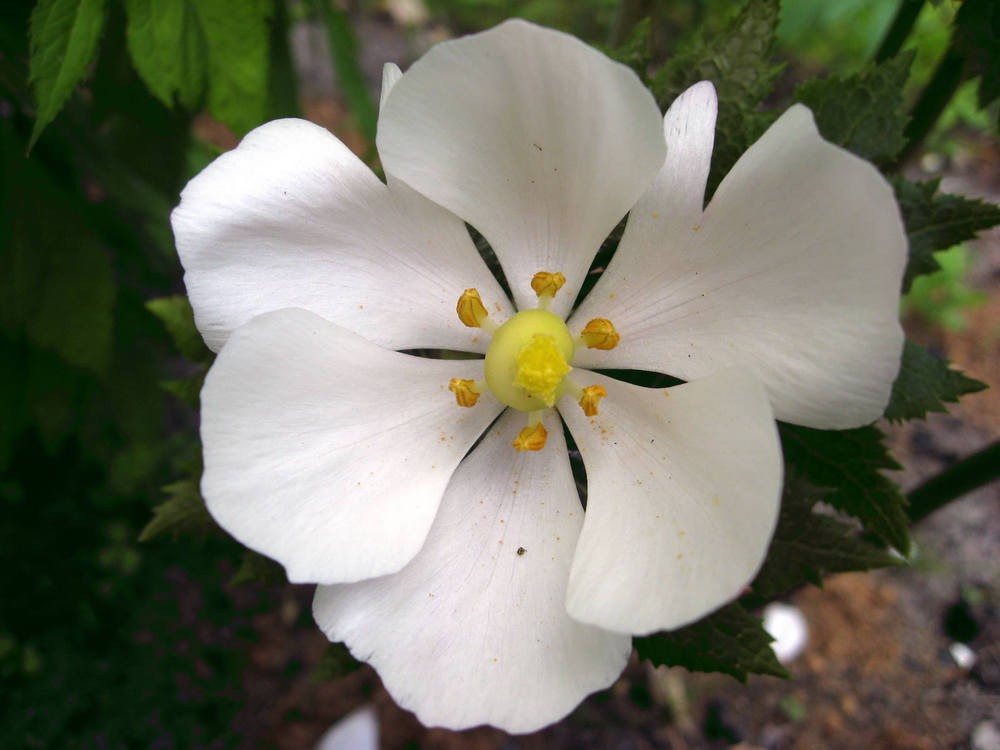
[560,368,782,634]
[172,118,510,353]
[570,105,906,428]
[200,308,503,584]
[379,62,402,112]
[377,19,666,318]
[314,706,379,750]
[313,409,631,733]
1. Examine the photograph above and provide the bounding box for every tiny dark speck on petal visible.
[517,547,526,556]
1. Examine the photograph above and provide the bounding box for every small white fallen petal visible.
[314,410,631,734]
[314,706,379,750]
[200,308,504,584]
[561,368,782,634]
[172,118,509,354]
[763,603,809,663]
[377,19,666,318]
[572,104,906,429]
[949,642,976,670]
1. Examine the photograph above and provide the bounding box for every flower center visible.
[447,271,619,451]
[484,309,575,411]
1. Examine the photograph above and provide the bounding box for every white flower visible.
[171,20,906,734]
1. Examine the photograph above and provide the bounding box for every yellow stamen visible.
[448,378,481,407]
[530,271,566,307]
[513,422,548,451]
[578,385,607,416]
[579,318,621,350]
[513,334,571,407]
[456,288,496,331]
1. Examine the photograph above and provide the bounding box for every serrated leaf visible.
[139,479,216,541]
[780,424,909,555]
[312,642,362,683]
[123,0,206,110]
[749,474,901,601]
[145,296,211,362]
[794,51,913,162]
[651,0,784,197]
[884,340,986,422]
[634,603,788,682]
[229,549,286,586]
[197,0,272,135]
[891,177,1000,292]
[28,0,108,149]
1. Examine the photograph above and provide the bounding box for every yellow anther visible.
[513,422,548,451]
[513,334,571,407]
[578,385,607,416]
[456,288,490,328]
[448,378,481,407]
[531,271,566,299]
[579,318,621,350]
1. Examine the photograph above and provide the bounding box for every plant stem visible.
[875,0,925,63]
[907,440,1000,522]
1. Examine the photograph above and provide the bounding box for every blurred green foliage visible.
[2,0,999,745]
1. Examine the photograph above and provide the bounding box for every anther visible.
[513,421,548,451]
[579,318,620,350]
[456,289,497,332]
[531,272,566,309]
[578,385,607,416]
[448,378,482,407]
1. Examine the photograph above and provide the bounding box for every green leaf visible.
[123,0,206,110]
[161,369,206,408]
[1,122,115,374]
[780,424,909,555]
[634,603,788,682]
[749,475,901,601]
[651,0,784,197]
[197,0,272,135]
[793,51,913,162]
[312,642,362,683]
[229,549,285,586]
[139,479,216,541]
[885,340,986,422]
[606,17,652,81]
[891,177,1000,292]
[28,0,108,149]
[145,295,211,362]
[122,0,271,133]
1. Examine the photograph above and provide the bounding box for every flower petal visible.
[570,105,906,428]
[377,19,666,317]
[559,368,782,634]
[172,118,510,353]
[200,308,503,584]
[313,409,631,733]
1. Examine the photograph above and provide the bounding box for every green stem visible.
[900,44,966,160]
[306,0,377,151]
[875,0,925,63]
[907,440,1000,522]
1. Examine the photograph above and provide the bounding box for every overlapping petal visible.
[314,410,631,733]
[560,368,782,634]
[200,308,504,584]
[171,118,510,354]
[571,104,906,428]
[377,19,666,317]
